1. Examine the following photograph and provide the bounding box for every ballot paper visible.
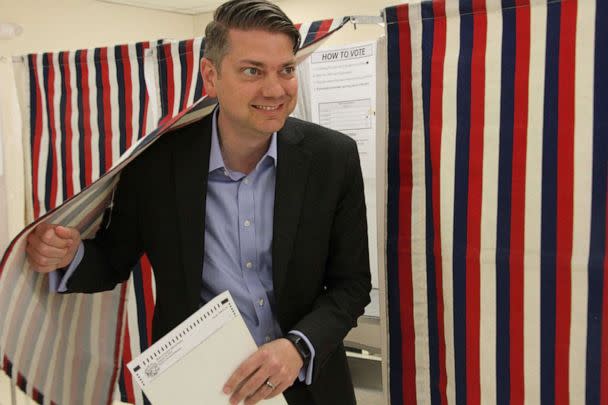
[127,291,288,405]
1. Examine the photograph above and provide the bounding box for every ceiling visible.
[96,0,228,15]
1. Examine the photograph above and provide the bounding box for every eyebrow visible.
[238,59,296,68]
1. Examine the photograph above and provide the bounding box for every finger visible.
[26,254,55,272]
[36,225,71,249]
[243,381,276,405]
[263,381,289,400]
[34,222,54,236]
[224,352,264,395]
[26,246,61,272]
[26,243,62,266]
[227,373,254,405]
[230,367,271,405]
[27,233,69,259]
[55,226,79,243]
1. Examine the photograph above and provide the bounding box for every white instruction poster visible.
[305,41,379,290]
[309,42,376,179]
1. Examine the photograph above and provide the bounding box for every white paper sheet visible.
[127,291,287,405]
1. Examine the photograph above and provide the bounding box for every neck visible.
[217,114,272,174]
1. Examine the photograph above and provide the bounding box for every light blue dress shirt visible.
[51,109,315,384]
[203,110,282,345]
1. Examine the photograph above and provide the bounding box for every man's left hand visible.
[223,338,304,405]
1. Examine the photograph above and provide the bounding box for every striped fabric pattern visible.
[2,20,346,405]
[0,97,219,405]
[23,40,163,405]
[385,0,607,404]
[153,37,206,122]
[295,17,350,62]
[296,17,349,48]
[25,41,162,219]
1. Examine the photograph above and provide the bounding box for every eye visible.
[282,66,296,76]
[242,67,260,76]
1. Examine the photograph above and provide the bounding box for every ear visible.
[200,57,218,98]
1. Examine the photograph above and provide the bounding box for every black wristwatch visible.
[286,333,311,365]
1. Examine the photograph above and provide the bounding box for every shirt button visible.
[258,298,264,306]
[243,220,251,227]
[265,336,272,343]
[243,178,249,185]
[245,261,253,269]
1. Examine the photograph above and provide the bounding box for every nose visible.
[261,74,286,98]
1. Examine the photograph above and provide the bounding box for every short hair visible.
[204,0,301,67]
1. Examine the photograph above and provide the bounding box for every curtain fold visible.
[0,39,165,405]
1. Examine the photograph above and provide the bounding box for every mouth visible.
[252,104,282,111]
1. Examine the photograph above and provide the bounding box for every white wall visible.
[0,0,195,57]
[194,0,406,47]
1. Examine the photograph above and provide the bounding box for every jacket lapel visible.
[272,122,311,304]
[173,115,212,311]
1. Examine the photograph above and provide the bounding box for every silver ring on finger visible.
[265,379,276,390]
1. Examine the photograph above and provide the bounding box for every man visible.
[26,1,371,404]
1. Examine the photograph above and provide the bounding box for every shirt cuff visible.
[48,242,84,293]
[288,330,315,385]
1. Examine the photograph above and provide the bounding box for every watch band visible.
[286,333,311,364]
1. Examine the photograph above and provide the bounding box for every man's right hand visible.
[26,224,81,273]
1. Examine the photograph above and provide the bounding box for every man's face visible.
[200,29,298,139]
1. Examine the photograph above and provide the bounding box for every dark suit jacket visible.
[66,113,371,405]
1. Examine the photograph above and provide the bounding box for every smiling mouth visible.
[252,104,281,111]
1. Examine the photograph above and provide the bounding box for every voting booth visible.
[2,0,608,404]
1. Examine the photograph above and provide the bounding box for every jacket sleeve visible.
[291,140,372,381]
[65,162,144,293]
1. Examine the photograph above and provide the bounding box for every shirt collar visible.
[208,108,278,174]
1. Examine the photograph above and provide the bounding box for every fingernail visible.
[223,386,230,394]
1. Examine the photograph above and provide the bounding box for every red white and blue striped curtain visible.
[24,41,164,405]
[153,37,206,122]
[386,0,607,404]
[4,40,163,405]
[0,97,217,405]
[295,17,350,62]
[25,41,161,219]
[296,17,350,48]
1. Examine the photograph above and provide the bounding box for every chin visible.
[256,118,288,134]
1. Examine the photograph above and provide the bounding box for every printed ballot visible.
[127,291,288,404]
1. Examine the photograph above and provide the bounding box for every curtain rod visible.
[348,15,385,28]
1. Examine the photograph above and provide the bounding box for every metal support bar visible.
[349,15,385,29]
